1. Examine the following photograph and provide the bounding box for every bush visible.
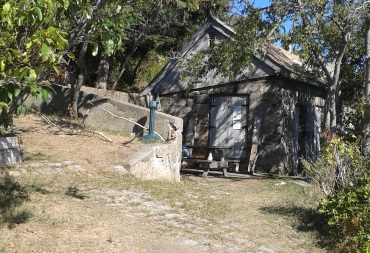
[319,174,370,252]
[303,134,370,252]
[303,134,365,196]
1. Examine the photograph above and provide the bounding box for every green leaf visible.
[176,0,187,9]
[29,69,37,82]
[56,35,68,49]
[0,102,9,112]
[67,52,75,59]
[6,16,13,28]
[26,41,33,49]
[28,13,36,25]
[0,60,5,71]
[17,15,26,26]
[18,67,29,80]
[2,3,10,17]
[92,43,98,56]
[15,104,27,116]
[33,87,48,102]
[62,0,69,10]
[70,2,78,14]
[53,65,60,74]
[34,7,43,21]
[105,39,114,56]
[41,43,52,61]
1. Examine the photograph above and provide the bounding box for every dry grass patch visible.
[0,114,329,253]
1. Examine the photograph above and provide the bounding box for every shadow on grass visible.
[260,205,335,249]
[65,186,86,200]
[0,174,32,228]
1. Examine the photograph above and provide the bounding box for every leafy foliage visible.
[319,173,370,252]
[180,3,271,86]
[304,135,370,252]
[0,0,67,130]
[303,134,365,196]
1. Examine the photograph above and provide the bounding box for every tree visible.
[362,8,370,153]
[0,0,68,129]
[65,0,231,115]
[64,0,208,118]
[194,0,368,132]
[270,1,367,132]
[61,0,112,118]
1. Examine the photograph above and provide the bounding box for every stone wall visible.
[157,78,325,175]
[28,84,183,182]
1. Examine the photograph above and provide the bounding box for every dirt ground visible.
[0,114,328,253]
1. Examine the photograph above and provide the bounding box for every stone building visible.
[141,16,325,175]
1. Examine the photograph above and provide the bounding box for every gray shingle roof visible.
[141,16,322,96]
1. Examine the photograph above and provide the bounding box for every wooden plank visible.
[248,117,261,174]
[182,158,212,163]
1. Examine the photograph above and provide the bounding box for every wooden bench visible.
[182,145,231,178]
[182,157,228,178]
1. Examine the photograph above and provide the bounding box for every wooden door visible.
[209,96,248,159]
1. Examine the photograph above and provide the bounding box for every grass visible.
[0,155,330,253]
[84,173,330,247]
[0,114,332,252]
[24,151,52,161]
[97,175,231,221]
[0,174,31,228]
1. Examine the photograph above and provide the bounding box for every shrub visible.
[303,134,365,196]
[319,174,370,252]
[303,134,370,252]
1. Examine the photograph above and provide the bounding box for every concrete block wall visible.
[45,85,183,141]
[81,86,147,107]
[29,84,183,182]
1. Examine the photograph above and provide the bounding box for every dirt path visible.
[0,114,327,253]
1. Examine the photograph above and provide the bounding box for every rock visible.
[113,165,129,175]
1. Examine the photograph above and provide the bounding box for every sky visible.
[230,0,290,47]
[251,0,271,8]
[230,0,271,13]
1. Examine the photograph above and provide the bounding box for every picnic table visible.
[182,145,231,178]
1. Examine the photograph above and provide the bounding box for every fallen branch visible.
[122,130,143,145]
[32,109,112,142]
[84,130,112,142]
[32,109,64,132]
[89,102,166,142]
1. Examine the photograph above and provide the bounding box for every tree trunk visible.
[111,49,136,90]
[96,54,110,89]
[324,75,340,132]
[362,18,370,154]
[69,40,88,119]
[327,80,337,131]
[323,33,349,133]
[131,53,147,83]
[111,34,142,90]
